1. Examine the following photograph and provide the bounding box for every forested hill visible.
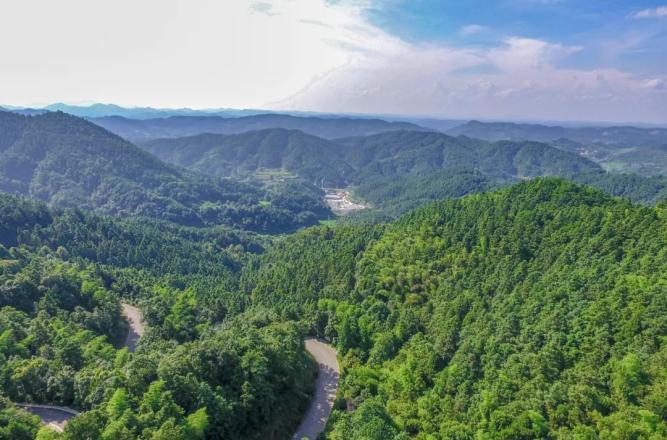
[244,178,667,438]
[338,130,601,182]
[141,129,600,187]
[447,120,667,147]
[0,192,260,277]
[90,113,428,142]
[0,190,316,440]
[447,120,667,176]
[0,111,330,232]
[135,124,667,217]
[142,128,355,187]
[138,127,618,220]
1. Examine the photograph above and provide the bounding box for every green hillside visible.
[448,121,667,176]
[244,179,667,439]
[142,129,355,187]
[0,111,330,232]
[139,128,610,219]
[3,177,666,439]
[0,193,314,440]
[447,120,667,147]
[571,172,667,205]
[337,131,601,182]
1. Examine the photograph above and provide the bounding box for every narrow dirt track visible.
[17,303,144,431]
[292,338,340,440]
[122,303,145,353]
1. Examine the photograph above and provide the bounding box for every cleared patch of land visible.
[122,303,145,353]
[323,188,366,215]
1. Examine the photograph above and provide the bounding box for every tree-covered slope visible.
[447,120,667,147]
[245,179,667,439]
[599,144,667,176]
[351,169,499,218]
[134,125,666,222]
[571,172,667,205]
[352,169,667,220]
[337,130,601,182]
[141,129,600,189]
[0,111,330,232]
[140,126,667,221]
[90,114,428,143]
[448,121,667,176]
[0,248,314,440]
[0,192,259,276]
[142,128,355,187]
[0,192,315,440]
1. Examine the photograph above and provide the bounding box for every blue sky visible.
[1,0,666,123]
[279,0,667,123]
[364,0,667,75]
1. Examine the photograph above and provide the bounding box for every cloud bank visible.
[0,0,665,123]
[274,3,667,123]
[633,6,667,18]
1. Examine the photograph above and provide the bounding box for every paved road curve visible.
[15,404,79,433]
[17,303,144,432]
[292,338,340,440]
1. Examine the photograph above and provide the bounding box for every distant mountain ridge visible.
[447,120,667,147]
[2,108,663,226]
[90,113,430,142]
[43,103,265,119]
[336,130,602,181]
[447,120,667,175]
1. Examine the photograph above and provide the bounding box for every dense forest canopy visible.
[2,175,666,439]
[243,179,667,439]
[336,130,601,181]
[0,194,315,440]
[9,108,660,225]
[1,106,666,440]
[350,169,667,220]
[143,128,601,187]
[142,129,355,187]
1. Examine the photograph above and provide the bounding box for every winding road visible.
[292,338,340,440]
[14,404,79,433]
[18,307,340,440]
[17,303,144,432]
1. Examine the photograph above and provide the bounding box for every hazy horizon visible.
[5,101,667,128]
[2,1,666,124]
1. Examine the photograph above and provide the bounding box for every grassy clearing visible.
[318,219,338,227]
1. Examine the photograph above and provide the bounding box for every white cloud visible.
[277,29,667,123]
[633,6,667,18]
[460,24,488,36]
[487,37,582,70]
[1,0,665,123]
[642,78,666,90]
[0,0,379,109]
